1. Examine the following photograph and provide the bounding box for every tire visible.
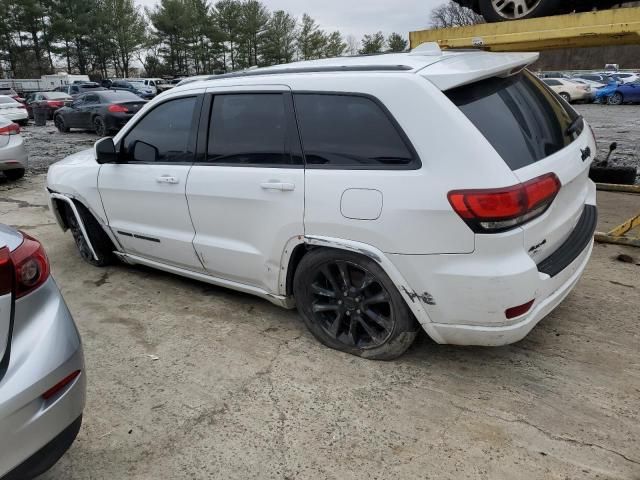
[607,92,623,105]
[4,168,25,180]
[54,115,69,133]
[559,92,571,102]
[65,202,115,267]
[293,249,419,360]
[478,0,561,21]
[93,116,107,137]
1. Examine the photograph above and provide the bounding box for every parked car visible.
[609,72,640,84]
[123,78,167,96]
[0,87,25,105]
[0,116,28,180]
[572,78,605,89]
[573,73,611,84]
[53,90,147,136]
[542,78,594,102]
[0,225,85,479]
[109,80,153,100]
[454,0,638,21]
[0,96,28,126]
[606,80,640,105]
[25,92,72,119]
[594,78,621,103]
[54,83,106,97]
[47,48,597,359]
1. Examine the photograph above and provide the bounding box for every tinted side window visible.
[543,79,561,86]
[122,96,197,163]
[206,94,293,166]
[293,94,416,168]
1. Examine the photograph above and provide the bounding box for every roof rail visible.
[204,64,414,81]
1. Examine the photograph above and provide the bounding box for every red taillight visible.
[505,300,535,319]
[0,247,13,296]
[42,370,81,400]
[108,104,129,113]
[0,122,20,136]
[448,173,561,233]
[10,233,50,298]
[46,100,63,107]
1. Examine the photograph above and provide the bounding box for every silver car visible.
[0,116,28,181]
[0,225,85,479]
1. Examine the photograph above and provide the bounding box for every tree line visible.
[0,0,409,80]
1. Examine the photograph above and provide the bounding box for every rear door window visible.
[446,71,581,170]
[293,93,418,169]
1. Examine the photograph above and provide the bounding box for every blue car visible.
[605,80,640,105]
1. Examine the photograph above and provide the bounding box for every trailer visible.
[0,74,90,95]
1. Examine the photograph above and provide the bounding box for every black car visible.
[454,0,637,22]
[53,90,147,136]
[109,80,153,100]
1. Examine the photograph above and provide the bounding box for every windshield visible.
[446,70,582,170]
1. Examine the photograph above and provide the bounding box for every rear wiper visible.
[565,115,584,137]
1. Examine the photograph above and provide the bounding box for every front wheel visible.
[54,115,69,133]
[607,92,623,105]
[4,168,25,180]
[293,249,418,360]
[559,92,571,102]
[65,202,115,267]
[478,0,561,21]
[93,116,107,137]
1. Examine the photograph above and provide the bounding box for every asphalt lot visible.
[1,108,639,479]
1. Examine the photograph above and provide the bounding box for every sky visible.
[134,0,446,41]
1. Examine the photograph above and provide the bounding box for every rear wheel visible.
[65,202,115,267]
[559,92,571,102]
[93,116,107,137]
[293,249,418,360]
[608,92,623,105]
[54,115,69,133]
[4,168,25,180]
[478,0,561,21]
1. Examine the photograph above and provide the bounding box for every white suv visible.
[46,45,597,359]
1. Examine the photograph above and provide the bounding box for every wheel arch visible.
[282,235,445,343]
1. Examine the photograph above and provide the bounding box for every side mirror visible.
[95,137,117,164]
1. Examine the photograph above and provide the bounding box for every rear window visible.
[446,71,581,170]
[43,92,69,99]
[98,91,141,102]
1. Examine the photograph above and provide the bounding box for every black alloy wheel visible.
[294,249,418,360]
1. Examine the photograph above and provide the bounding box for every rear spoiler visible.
[417,51,539,91]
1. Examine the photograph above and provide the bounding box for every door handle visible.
[156,175,179,184]
[260,181,295,191]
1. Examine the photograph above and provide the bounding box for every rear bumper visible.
[0,278,85,478]
[390,205,597,346]
[2,415,82,480]
[0,136,28,171]
[104,112,134,131]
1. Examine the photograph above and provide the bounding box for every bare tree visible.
[430,1,484,28]
[345,34,359,56]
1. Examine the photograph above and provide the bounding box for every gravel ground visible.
[575,104,640,179]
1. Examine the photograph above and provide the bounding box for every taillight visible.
[0,123,20,136]
[0,247,13,296]
[47,100,63,107]
[10,233,50,298]
[108,104,129,113]
[42,370,81,400]
[448,173,561,233]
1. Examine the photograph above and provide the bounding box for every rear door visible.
[186,86,304,292]
[98,92,206,271]
[446,71,595,264]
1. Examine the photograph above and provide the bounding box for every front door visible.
[186,88,304,293]
[98,93,205,271]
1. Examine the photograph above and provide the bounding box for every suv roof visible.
[176,46,539,92]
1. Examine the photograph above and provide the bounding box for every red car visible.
[454,0,638,22]
[25,92,73,120]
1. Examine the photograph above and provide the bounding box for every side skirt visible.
[114,252,296,309]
